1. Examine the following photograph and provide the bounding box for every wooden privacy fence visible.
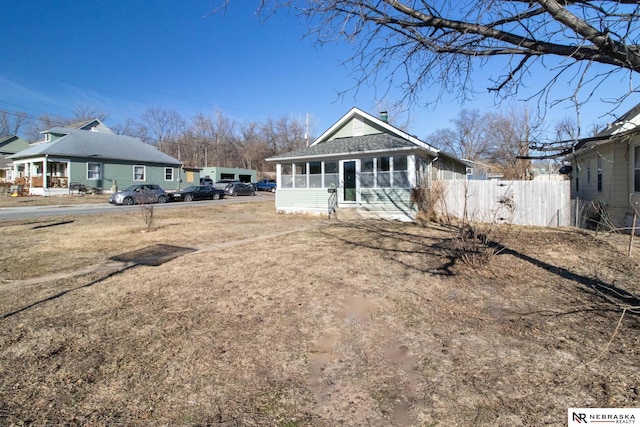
[440,180,571,227]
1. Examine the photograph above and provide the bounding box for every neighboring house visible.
[0,135,30,183]
[9,119,182,196]
[266,107,469,221]
[567,102,640,230]
[199,166,257,183]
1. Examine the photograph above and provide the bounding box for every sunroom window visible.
[361,157,374,188]
[392,156,409,188]
[325,161,339,189]
[309,161,322,188]
[377,156,391,187]
[281,164,293,188]
[294,163,307,188]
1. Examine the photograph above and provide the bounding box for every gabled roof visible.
[61,118,114,133]
[10,127,180,165]
[267,107,464,163]
[0,135,30,155]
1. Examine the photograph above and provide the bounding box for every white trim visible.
[267,146,415,162]
[133,164,146,181]
[87,161,102,180]
[310,107,440,155]
[164,167,174,181]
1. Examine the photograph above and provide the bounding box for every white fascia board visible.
[266,146,416,162]
[311,107,440,156]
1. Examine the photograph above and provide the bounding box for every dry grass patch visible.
[1,204,639,425]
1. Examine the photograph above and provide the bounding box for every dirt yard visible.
[0,199,639,426]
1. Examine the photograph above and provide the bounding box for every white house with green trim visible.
[266,107,469,221]
[9,119,182,196]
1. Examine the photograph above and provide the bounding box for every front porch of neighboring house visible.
[11,158,73,196]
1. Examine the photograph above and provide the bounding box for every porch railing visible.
[48,176,69,188]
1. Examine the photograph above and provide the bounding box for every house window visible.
[282,164,293,188]
[635,146,640,192]
[133,165,146,181]
[361,157,374,188]
[587,160,591,184]
[324,161,339,189]
[87,162,102,180]
[165,167,174,181]
[597,155,603,193]
[309,161,322,188]
[377,156,391,187]
[392,155,409,188]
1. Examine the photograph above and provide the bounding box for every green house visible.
[9,119,182,195]
[0,135,30,183]
[266,107,469,221]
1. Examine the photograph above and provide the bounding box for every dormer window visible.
[44,134,50,142]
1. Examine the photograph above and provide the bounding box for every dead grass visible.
[0,193,111,207]
[1,201,639,426]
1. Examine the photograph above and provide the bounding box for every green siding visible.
[330,116,385,140]
[68,158,179,191]
[275,188,415,216]
[276,188,330,210]
[360,188,414,213]
[1,137,29,153]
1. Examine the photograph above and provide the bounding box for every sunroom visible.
[267,108,469,220]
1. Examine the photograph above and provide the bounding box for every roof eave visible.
[266,146,419,162]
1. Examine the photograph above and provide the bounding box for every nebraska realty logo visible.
[569,408,639,425]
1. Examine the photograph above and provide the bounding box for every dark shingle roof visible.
[267,133,416,161]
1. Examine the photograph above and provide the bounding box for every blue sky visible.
[1,1,637,141]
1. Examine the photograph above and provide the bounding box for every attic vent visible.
[353,116,365,136]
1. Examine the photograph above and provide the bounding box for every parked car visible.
[213,179,240,190]
[199,177,214,186]
[255,178,277,192]
[224,182,256,196]
[109,184,168,205]
[169,185,225,202]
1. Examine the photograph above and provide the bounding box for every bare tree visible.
[248,0,640,122]
[426,109,490,161]
[71,105,109,123]
[139,107,186,159]
[485,105,541,179]
[112,117,146,138]
[260,115,308,154]
[0,110,31,138]
[239,121,270,171]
